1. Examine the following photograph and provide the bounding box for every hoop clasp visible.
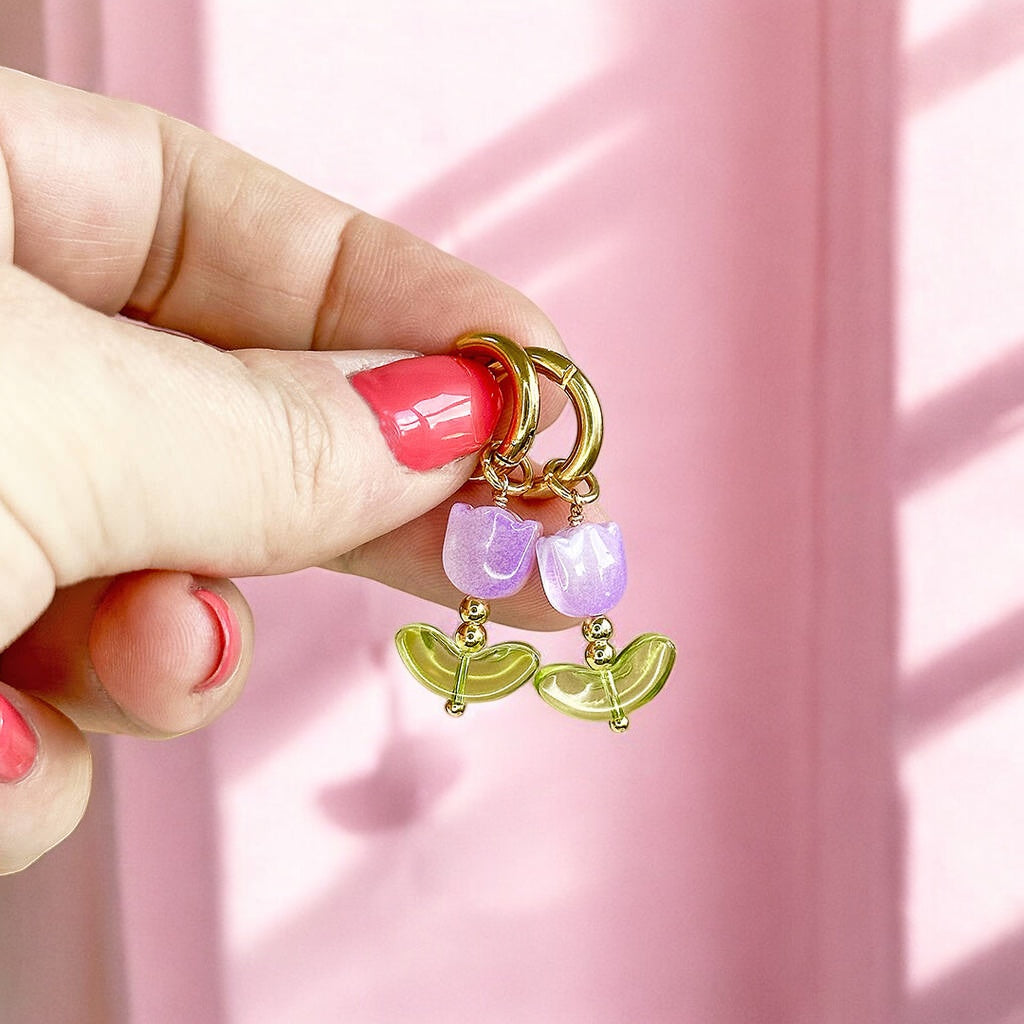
[456,333,539,468]
[456,335,604,505]
[523,348,603,502]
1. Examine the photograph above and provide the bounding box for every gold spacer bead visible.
[455,621,487,652]
[585,639,617,668]
[445,699,466,717]
[609,716,630,733]
[582,616,614,642]
[459,597,490,624]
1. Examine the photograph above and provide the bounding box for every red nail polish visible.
[351,355,503,471]
[0,695,37,783]
[192,588,242,693]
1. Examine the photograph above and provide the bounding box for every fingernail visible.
[0,695,37,784]
[351,354,502,471]
[191,588,242,693]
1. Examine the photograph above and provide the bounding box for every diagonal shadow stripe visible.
[907,919,1024,1024]
[900,605,1024,747]
[904,0,1024,116]
[897,339,1024,495]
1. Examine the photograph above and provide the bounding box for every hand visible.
[0,68,571,873]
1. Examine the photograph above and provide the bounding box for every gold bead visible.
[609,715,630,733]
[583,616,614,642]
[585,639,616,668]
[459,597,490,624]
[455,622,487,651]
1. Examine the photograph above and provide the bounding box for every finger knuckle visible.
[250,365,340,555]
[281,386,336,508]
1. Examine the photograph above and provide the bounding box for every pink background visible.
[1,1,1019,1022]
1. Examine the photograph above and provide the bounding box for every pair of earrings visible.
[395,333,675,732]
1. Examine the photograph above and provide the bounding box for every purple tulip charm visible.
[396,499,543,717]
[442,502,542,600]
[536,521,627,617]
[534,520,672,733]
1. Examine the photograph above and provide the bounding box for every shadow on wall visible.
[897,339,1024,497]
[902,0,1024,116]
[899,2,1024,1022]
[907,920,1024,1024]
[897,341,1024,749]
[0,0,202,121]
[0,0,910,1021]
[900,604,1024,750]
[0,0,48,74]
[224,4,898,1023]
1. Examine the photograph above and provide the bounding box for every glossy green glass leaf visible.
[395,623,539,703]
[533,632,675,722]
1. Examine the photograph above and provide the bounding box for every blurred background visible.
[1,1,1021,1021]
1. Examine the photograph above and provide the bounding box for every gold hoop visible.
[455,333,539,467]
[523,348,604,500]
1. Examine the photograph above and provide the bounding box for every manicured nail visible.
[351,355,503,471]
[0,695,37,783]
[191,588,242,693]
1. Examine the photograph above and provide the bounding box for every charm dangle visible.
[394,333,675,731]
[395,333,543,716]
[533,615,675,733]
[525,349,676,732]
[396,596,540,717]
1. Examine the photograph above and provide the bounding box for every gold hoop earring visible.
[394,334,675,732]
[518,349,674,732]
[394,333,543,717]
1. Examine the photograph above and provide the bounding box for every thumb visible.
[0,266,501,630]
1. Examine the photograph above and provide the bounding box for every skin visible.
[0,67,582,873]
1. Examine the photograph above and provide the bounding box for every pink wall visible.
[21,1,1020,1021]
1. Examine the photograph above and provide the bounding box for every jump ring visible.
[541,459,600,505]
[480,445,536,496]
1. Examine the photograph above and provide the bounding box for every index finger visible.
[0,68,564,357]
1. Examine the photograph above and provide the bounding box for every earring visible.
[395,335,675,732]
[524,349,676,733]
[394,333,543,717]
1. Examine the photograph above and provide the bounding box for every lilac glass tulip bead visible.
[536,521,627,617]
[442,502,542,600]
